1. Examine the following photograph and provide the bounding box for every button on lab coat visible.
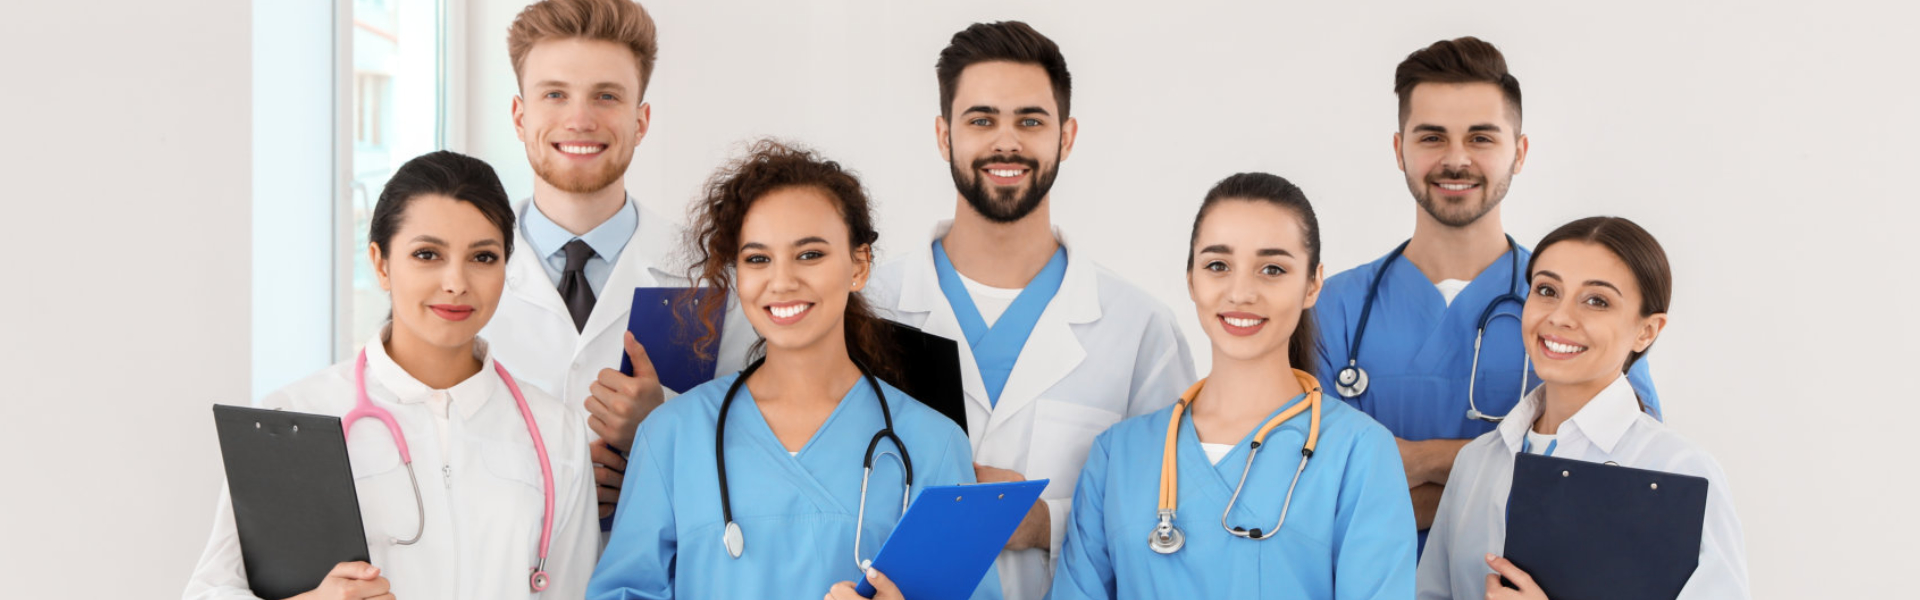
[1416,375,1750,600]
[864,221,1198,600]
[184,333,598,600]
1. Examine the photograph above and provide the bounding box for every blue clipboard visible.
[855,479,1047,599]
[618,287,722,394]
[1504,453,1709,600]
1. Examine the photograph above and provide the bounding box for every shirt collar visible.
[364,324,497,420]
[520,195,639,265]
[1497,374,1641,454]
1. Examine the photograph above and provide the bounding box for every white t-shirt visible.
[1436,278,1472,306]
[1200,442,1235,466]
[958,271,1024,326]
[1524,429,1559,455]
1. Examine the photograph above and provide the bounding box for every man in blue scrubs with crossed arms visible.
[1314,36,1660,551]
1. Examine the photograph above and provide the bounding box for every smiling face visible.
[734,186,871,355]
[371,194,509,351]
[512,37,649,195]
[1188,200,1323,364]
[1521,240,1667,389]
[1394,82,1528,228]
[936,61,1077,223]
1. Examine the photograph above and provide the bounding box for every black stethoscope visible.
[1333,235,1529,423]
[714,357,914,566]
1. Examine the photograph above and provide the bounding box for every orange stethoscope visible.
[1150,369,1323,554]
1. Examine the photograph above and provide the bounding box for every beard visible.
[1410,163,1514,228]
[531,142,632,194]
[949,145,1060,224]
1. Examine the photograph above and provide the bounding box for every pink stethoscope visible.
[345,349,557,592]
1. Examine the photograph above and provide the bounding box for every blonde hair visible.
[506,0,659,99]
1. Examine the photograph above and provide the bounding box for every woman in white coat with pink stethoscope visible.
[185,151,598,600]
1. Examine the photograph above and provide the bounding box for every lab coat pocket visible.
[1026,399,1123,497]
[343,429,408,545]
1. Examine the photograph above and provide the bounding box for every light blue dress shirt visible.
[520,196,639,298]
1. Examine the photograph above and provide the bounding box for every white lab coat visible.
[864,221,1197,600]
[481,200,755,430]
[185,331,599,600]
[1417,375,1751,600]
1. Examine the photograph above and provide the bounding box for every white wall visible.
[461,1,1918,597]
[0,0,251,598]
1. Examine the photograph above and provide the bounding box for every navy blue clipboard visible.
[855,479,1046,599]
[618,287,722,393]
[212,405,371,600]
[1504,453,1708,600]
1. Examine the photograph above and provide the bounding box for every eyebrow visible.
[1534,270,1623,294]
[1411,123,1504,134]
[1015,106,1052,117]
[962,105,999,115]
[409,235,500,249]
[739,236,832,252]
[1198,244,1293,258]
[531,80,630,94]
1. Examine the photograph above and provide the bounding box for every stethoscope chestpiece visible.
[1334,365,1368,398]
[529,567,549,592]
[1148,509,1185,554]
[723,521,745,559]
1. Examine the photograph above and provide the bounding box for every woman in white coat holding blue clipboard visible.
[586,141,997,600]
[185,151,599,599]
[1417,217,1750,600]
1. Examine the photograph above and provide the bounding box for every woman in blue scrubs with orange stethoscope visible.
[1049,172,1416,600]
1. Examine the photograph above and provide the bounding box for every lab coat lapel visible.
[896,224,993,425]
[577,203,672,353]
[504,212,573,324]
[981,231,1097,438]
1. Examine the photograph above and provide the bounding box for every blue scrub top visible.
[1314,244,1662,445]
[588,372,1001,600]
[1049,388,1416,600]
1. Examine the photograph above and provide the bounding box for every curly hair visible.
[683,139,896,379]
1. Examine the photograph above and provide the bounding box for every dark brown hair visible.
[935,21,1072,121]
[1528,216,1672,371]
[684,139,895,378]
[1394,36,1522,131]
[507,0,659,99]
[369,150,515,261]
[1186,172,1323,377]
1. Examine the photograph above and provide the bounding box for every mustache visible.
[1428,166,1484,183]
[970,154,1041,171]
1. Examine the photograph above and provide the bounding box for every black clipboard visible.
[877,320,968,434]
[1503,452,1709,600]
[212,405,371,600]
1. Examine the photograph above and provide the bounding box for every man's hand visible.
[975,463,1051,551]
[585,332,665,453]
[1396,437,1472,488]
[591,440,629,519]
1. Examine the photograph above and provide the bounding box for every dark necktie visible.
[559,239,597,332]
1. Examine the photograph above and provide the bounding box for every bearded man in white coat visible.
[482,0,751,523]
[863,21,1197,600]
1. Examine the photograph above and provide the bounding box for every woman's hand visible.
[826,567,903,600]
[1484,554,1548,600]
[291,561,394,600]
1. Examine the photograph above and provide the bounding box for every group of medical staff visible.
[184,1,1751,599]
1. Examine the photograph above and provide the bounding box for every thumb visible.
[625,332,655,376]
[865,567,900,597]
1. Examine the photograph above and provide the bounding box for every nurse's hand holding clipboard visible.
[826,568,903,600]
[1484,555,1548,600]
[289,562,393,600]
[586,331,664,518]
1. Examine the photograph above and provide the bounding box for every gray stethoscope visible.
[1333,235,1529,423]
[1149,371,1325,554]
[714,357,913,570]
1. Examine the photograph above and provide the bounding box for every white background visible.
[3,1,1914,598]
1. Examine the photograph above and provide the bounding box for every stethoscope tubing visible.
[715,357,911,566]
[347,349,557,591]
